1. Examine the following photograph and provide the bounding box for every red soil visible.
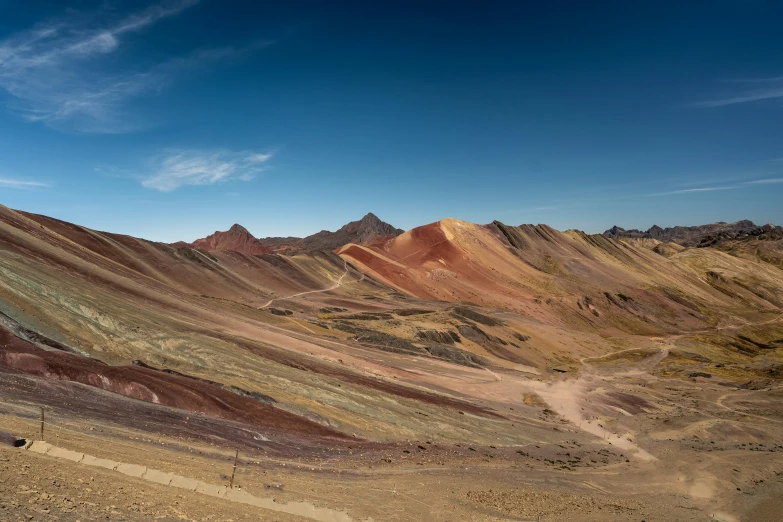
[340,221,508,303]
[0,326,348,440]
[339,218,749,335]
[189,224,272,255]
[339,244,437,300]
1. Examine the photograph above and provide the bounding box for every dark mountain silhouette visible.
[178,213,403,254]
[603,220,782,247]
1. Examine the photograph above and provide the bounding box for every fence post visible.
[229,449,239,488]
[40,406,45,441]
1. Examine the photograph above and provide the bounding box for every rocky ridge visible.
[178,213,403,254]
[603,220,782,247]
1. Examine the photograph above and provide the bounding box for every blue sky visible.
[0,1,782,242]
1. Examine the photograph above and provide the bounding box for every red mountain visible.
[182,224,272,255]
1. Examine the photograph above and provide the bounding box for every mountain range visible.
[2,204,782,521]
[174,212,403,255]
[603,220,783,247]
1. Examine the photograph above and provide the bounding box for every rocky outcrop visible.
[697,223,783,247]
[416,329,460,344]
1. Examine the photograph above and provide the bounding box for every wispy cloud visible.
[0,1,263,132]
[747,178,783,184]
[647,186,737,196]
[696,77,783,107]
[647,176,783,196]
[0,177,49,189]
[141,149,274,192]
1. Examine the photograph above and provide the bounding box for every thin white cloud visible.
[142,149,274,192]
[247,153,274,163]
[647,186,737,196]
[0,178,49,189]
[696,77,783,107]
[747,178,783,184]
[0,1,212,132]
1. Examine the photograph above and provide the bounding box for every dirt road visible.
[260,261,350,309]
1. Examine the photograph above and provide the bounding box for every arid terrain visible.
[1,206,782,521]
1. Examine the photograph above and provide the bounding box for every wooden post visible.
[229,449,239,488]
[40,406,45,441]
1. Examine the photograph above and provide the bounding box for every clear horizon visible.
[1,1,782,242]
[7,205,776,245]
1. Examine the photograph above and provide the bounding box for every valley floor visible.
[2,347,782,522]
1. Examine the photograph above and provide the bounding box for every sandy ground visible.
[0,446,305,522]
[2,371,782,522]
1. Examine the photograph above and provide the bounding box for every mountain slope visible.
[3,204,783,446]
[0,204,509,444]
[339,218,783,335]
[3,205,783,522]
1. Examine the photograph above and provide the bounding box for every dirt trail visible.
[581,345,671,373]
[715,393,782,424]
[24,441,353,522]
[647,314,783,342]
[260,261,350,309]
[484,368,502,382]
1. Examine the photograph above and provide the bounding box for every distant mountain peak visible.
[360,212,380,222]
[183,223,271,255]
[229,223,250,234]
[603,219,776,247]
[335,213,404,245]
[178,213,404,255]
[258,213,404,253]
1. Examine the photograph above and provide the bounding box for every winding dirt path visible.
[714,392,782,424]
[259,261,350,309]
